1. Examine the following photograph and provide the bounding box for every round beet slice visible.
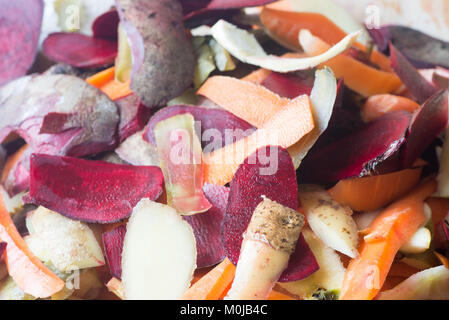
[223,146,319,282]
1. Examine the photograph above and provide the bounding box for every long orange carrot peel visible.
[340,180,437,300]
[0,190,65,298]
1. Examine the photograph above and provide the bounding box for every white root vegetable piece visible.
[377,266,449,300]
[121,199,197,300]
[0,188,24,215]
[399,227,432,255]
[289,67,337,169]
[24,206,105,272]
[225,197,305,300]
[278,228,346,300]
[210,19,360,73]
[299,185,359,258]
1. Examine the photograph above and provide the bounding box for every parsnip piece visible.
[377,266,449,300]
[299,185,359,258]
[400,227,432,254]
[210,19,360,73]
[225,197,304,300]
[278,229,345,300]
[121,199,197,300]
[24,206,105,272]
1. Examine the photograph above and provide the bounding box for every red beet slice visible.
[368,25,449,69]
[390,44,439,104]
[224,146,319,282]
[0,242,6,259]
[0,74,120,196]
[401,90,449,168]
[42,33,117,69]
[0,0,44,86]
[183,184,229,268]
[27,154,164,224]
[92,9,120,40]
[115,94,152,142]
[102,225,126,279]
[299,111,412,183]
[260,71,314,99]
[144,105,255,148]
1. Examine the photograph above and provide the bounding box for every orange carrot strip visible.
[0,191,65,298]
[181,258,236,300]
[329,166,423,212]
[198,75,290,128]
[300,30,402,97]
[204,95,314,185]
[261,8,347,50]
[86,67,132,101]
[361,94,421,122]
[267,290,296,300]
[260,7,391,72]
[340,180,436,300]
[0,144,28,183]
[241,68,272,85]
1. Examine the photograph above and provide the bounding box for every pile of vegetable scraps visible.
[1,0,449,301]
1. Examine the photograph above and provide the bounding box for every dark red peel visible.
[28,154,164,224]
[143,105,255,148]
[115,94,152,142]
[42,33,117,69]
[0,74,120,196]
[299,111,412,183]
[102,225,126,279]
[401,90,449,168]
[0,0,44,86]
[92,9,120,40]
[183,184,229,268]
[224,146,319,282]
[0,242,6,259]
[390,43,439,104]
[260,71,314,99]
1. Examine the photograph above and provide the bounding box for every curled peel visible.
[210,19,360,73]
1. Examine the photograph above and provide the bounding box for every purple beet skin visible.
[28,154,164,224]
[143,105,255,148]
[390,44,439,104]
[401,90,449,168]
[223,146,319,282]
[0,0,44,85]
[299,111,412,183]
[183,184,230,268]
[115,94,153,142]
[0,74,120,196]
